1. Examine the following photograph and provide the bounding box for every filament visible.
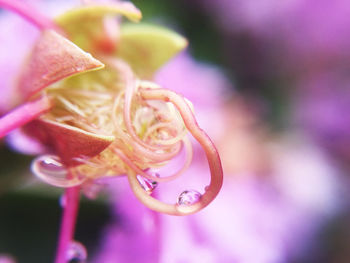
[126,87,223,215]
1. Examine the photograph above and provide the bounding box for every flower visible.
[0,0,223,214]
[0,1,223,262]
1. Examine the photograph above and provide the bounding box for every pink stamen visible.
[127,88,223,215]
[0,96,52,139]
[108,59,182,162]
[113,135,192,183]
[0,0,61,31]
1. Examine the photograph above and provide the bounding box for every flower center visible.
[42,59,189,181]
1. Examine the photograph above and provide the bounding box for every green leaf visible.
[118,23,188,78]
[55,3,142,53]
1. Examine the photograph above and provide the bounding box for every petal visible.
[55,2,142,53]
[16,30,104,102]
[25,119,115,166]
[118,23,188,78]
[0,11,39,112]
[6,128,48,155]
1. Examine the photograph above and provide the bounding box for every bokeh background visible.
[2,0,350,262]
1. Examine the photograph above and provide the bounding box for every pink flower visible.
[0,1,223,262]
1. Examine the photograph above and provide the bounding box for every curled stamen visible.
[113,135,193,183]
[107,59,183,161]
[126,88,223,215]
[109,75,182,164]
[144,122,187,146]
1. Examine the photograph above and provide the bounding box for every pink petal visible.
[16,30,104,102]
[25,119,114,166]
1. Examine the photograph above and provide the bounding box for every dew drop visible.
[66,241,87,263]
[31,155,85,187]
[137,175,158,194]
[177,190,201,206]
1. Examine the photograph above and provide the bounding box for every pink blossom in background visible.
[293,72,350,163]
[203,0,350,61]
[198,0,350,167]
[156,52,229,109]
[156,52,230,141]
[196,0,350,88]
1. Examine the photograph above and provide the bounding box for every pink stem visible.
[0,0,60,31]
[55,186,81,263]
[0,96,52,139]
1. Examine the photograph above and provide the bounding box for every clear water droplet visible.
[31,155,85,187]
[137,175,158,194]
[177,190,201,206]
[66,241,87,262]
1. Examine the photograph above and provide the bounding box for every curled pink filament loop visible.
[127,87,223,216]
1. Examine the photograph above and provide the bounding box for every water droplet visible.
[66,241,87,262]
[137,175,158,194]
[31,155,85,187]
[177,190,201,206]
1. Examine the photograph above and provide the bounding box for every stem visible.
[55,186,81,263]
[0,0,60,31]
[0,96,52,139]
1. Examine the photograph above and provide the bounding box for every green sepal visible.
[118,23,188,78]
[55,3,142,53]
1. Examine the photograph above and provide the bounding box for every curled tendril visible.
[126,87,223,215]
